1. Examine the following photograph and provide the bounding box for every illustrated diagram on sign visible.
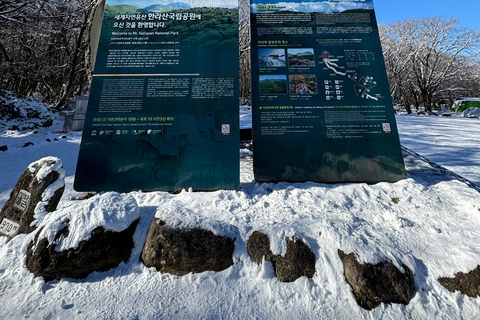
[320,51,380,101]
[320,51,346,76]
[349,74,379,101]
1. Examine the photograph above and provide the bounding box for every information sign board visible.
[250,0,406,183]
[75,0,240,192]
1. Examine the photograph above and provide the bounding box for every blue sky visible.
[107,0,478,30]
[106,0,237,9]
[374,0,479,30]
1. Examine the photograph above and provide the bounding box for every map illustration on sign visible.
[75,0,239,192]
[250,0,406,183]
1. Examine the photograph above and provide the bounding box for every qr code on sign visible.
[222,124,230,136]
[13,190,31,212]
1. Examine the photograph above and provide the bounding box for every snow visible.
[0,90,54,130]
[240,105,252,129]
[463,107,480,118]
[28,156,65,183]
[396,112,480,185]
[33,192,140,252]
[1,100,480,319]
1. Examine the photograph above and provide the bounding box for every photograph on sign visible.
[75,0,240,192]
[250,0,406,183]
[258,49,287,67]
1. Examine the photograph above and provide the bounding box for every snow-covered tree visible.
[239,0,251,104]
[0,0,101,110]
[380,17,480,113]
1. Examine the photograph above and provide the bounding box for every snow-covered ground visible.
[1,103,480,319]
[396,112,480,185]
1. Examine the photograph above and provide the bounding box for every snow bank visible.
[1,108,480,319]
[28,156,66,224]
[153,195,239,240]
[28,156,65,183]
[0,90,54,130]
[33,192,139,252]
[463,107,480,118]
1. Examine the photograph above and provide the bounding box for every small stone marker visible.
[0,157,65,238]
[0,218,20,237]
[13,189,32,212]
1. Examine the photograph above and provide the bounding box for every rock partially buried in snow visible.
[274,237,316,282]
[439,265,480,297]
[0,157,65,238]
[140,218,235,276]
[247,231,274,263]
[247,231,316,282]
[25,192,140,281]
[338,250,415,310]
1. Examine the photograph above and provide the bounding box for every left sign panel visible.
[75,0,240,192]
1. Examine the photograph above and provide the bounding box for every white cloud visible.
[107,0,237,9]
[252,1,374,14]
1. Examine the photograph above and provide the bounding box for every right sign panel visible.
[251,0,406,183]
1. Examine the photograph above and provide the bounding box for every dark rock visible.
[60,135,67,139]
[0,145,7,152]
[441,113,452,117]
[46,139,51,142]
[240,128,252,141]
[141,218,235,276]
[22,142,34,147]
[42,119,53,127]
[26,220,139,281]
[0,157,64,238]
[247,231,316,282]
[428,112,439,116]
[240,142,253,151]
[247,231,274,263]
[439,265,480,297]
[33,130,39,134]
[10,125,19,131]
[417,111,425,115]
[273,237,316,282]
[338,250,414,310]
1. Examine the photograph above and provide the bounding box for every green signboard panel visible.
[75,0,239,192]
[250,0,406,183]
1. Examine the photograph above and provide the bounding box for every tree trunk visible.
[53,10,91,111]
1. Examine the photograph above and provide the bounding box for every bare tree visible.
[380,24,418,113]
[239,0,251,105]
[380,17,480,113]
[0,0,99,110]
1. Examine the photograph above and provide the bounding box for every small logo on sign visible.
[13,189,31,212]
[222,124,231,136]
